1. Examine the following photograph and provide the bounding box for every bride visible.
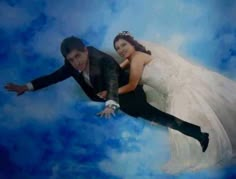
[106,31,236,173]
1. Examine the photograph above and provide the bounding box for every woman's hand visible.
[120,59,130,69]
[96,90,107,99]
[4,83,28,96]
[97,106,116,119]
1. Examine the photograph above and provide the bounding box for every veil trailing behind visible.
[140,41,236,173]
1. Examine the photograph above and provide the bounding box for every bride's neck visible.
[127,51,138,61]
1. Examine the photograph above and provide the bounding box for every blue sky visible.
[1,0,236,78]
[1,0,236,178]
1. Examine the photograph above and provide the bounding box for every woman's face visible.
[115,39,135,59]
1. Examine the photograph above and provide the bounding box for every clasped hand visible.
[96,90,107,99]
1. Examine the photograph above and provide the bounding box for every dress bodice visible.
[140,59,183,95]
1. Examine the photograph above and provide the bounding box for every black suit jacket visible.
[31,46,129,103]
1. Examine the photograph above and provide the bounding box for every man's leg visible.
[119,86,209,152]
[139,101,209,152]
[119,91,140,117]
[139,102,202,140]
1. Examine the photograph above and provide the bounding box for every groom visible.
[5,36,209,152]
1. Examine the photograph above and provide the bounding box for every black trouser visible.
[119,86,203,142]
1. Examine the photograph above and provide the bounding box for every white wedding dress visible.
[140,41,236,173]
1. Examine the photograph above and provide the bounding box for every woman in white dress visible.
[106,31,236,173]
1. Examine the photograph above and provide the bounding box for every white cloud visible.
[0,1,36,30]
[163,34,186,53]
[29,26,64,59]
[100,0,236,79]
[1,79,81,128]
[219,33,235,47]
[100,0,210,52]
[99,126,169,177]
[225,56,236,80]
[27,0,115,59]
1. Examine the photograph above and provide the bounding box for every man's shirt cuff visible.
[26,82,34,91]
[105,100,120,108]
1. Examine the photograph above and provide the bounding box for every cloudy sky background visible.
[1,0,236,178]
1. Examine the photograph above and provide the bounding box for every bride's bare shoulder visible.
[133,51,151,59]
[133,51,152,64]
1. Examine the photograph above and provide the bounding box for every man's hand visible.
[4,83,28,96]
[96,90,107,99]
[97,106,116,119]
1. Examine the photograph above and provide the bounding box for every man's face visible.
[66,48,89,72]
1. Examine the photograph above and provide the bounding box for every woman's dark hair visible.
[113,31,151,55]
[60,36,85,57]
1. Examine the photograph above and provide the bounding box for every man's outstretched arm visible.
[5,64,72,95]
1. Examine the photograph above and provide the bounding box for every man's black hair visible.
[60,36,85,57]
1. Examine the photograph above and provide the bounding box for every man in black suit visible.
[5,36,209,152]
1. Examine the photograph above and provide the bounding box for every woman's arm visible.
[120,59,130,69]
[118,57,145,94]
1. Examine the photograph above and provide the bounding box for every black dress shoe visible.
[200,133,209,152]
